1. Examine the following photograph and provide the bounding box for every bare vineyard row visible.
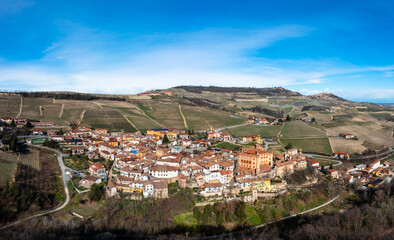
[0,151,40,170]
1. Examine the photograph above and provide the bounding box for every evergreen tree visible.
[285,142,293,150]
[162,134,170,144]
[311,117,316,123]
[329,163,333,169]
[10,136,17,152]
[10,119,15,128]
[58,128,64,135]
[286,115,291,121]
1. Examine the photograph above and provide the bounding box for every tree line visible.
[6,91,127,101]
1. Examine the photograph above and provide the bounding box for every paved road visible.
[195,193,342,239]
[0,145,71,231]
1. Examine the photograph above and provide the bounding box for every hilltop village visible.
[1,116,391,202]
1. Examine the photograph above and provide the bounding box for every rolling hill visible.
[0,86,393,154]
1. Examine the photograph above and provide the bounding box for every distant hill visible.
[173,85,302,96]
[308,93,348,102]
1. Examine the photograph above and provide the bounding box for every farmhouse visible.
[79,175,102,188]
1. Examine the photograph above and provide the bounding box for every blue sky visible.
[0,0,393,102]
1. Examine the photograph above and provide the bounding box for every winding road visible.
[0,145,71,231]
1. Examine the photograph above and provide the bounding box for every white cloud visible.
[0,24,394,101]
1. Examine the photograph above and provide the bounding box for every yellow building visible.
[241,135,263,144]
[252,179,276,192]
[117,184,143,194]
[108,141,119,147]
[147,129,178,141]
[238,146,273,171]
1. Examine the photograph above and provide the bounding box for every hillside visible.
[0,87,393,153]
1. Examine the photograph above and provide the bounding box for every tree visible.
[286,115,291,121]
[193,207,201,222]
[26,121,33,128]
[311,117,316,123]
[10,120,15,128]
[162,134,170,144]
[235,201,246,222]
[10,136,17,152]
[88,183,104,202]
[285,142,293,150]
[58,128,64,135]
[329,163,333,169]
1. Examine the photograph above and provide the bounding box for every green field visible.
[0,161,15,185]
[226,124,282,137]
[280,138,333,155]
[182,105,244,130]
[281,121,326,138]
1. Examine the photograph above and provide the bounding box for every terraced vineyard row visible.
[0,150,40,170]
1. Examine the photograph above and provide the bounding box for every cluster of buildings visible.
[246,117,284,125]
[324,159,392,188]
[33,124,324,200]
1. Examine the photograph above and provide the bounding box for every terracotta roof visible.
[149,165,179,172]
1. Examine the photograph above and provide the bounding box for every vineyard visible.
[0,161,16,185]
[0,150,40,170]
[0,147,64,225]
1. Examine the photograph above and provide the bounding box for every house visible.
[107,180,117,197]
[252,178,275,192]
[149,165,179,178]
[47,130,57,136]
[69,139,83,145]
[368,179,384,188]
[236,178,254,190]
[32,129,44,135]
[369,160,381,170]
[340,133,356,140]
[95,128,108,134]
[70,146,85,155]
[274,160,294,177]
[218,160,234,171]
[205,171,221,183]
[241,135,263,144]
[89,163,106,178]
[32,122,55,128]
[198,161,221,173]
[151,179,169,198]
[202,182,224,196]
[307,159,319,168]
[79,176,102,188]
[219,170,232,184]
[326,169,339,179]
[108,138,119,147]
[333,152,349,159]
[142,181,154,198]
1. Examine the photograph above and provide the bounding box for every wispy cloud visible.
[0,23,393,101]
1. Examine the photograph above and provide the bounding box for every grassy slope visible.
[225,125,282,138]
[281,121,326,138]
[280,138,333,155]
